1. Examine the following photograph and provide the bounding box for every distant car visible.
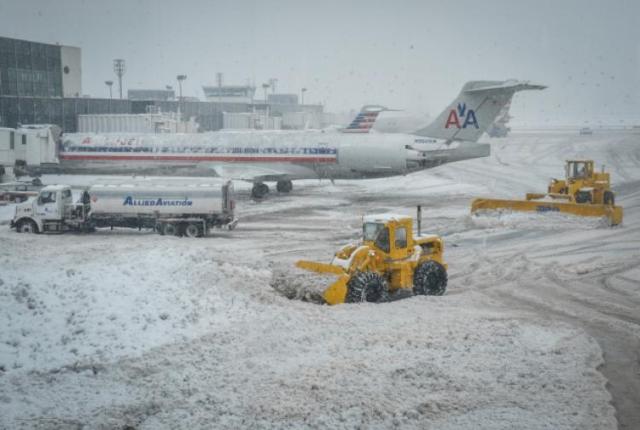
[579,127,593,135]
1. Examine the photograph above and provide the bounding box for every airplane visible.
[56,80,545,198]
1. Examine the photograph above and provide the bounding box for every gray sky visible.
[1,0,639,125]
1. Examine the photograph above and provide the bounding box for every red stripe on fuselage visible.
[59,154,337,163]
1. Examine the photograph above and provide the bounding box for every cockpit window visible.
[363,222,384,242]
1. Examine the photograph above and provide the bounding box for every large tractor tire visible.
[345,271,389,303]
[604,190,615,205]
[413,260,447,296]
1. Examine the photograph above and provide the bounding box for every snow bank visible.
[2,130,636,428]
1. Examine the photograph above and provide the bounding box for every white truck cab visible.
[12,185,76,233]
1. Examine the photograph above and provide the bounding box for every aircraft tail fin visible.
[342,105,398,133]
[413,80,546,142]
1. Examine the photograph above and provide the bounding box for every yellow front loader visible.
[471,160,623,226]
[295,214,448,305]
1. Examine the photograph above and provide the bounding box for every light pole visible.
[269,78,278,94]
[105,80,113,99]
[105,80,113,112]
[113,59,126,99]
[301,87,307,105]
[216,72,223,126]
[262,83,270,129]
[176,74,187,120]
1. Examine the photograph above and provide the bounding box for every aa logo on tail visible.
[445,103,479,129]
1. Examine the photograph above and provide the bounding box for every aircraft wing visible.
[203,163,312,182]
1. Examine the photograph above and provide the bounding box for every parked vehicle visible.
[0,177,43,203]
[11,181,237,237]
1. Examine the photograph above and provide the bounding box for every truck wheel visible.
[345,271,389,303]
[184,223,202,238]
[163,223,179,236]
[604,191,615,205]
[17,220,38,234]
[413,260,447,296]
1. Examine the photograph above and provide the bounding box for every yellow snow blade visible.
[295,260,350,305]
[295,260,346,276]
[471,198,623,226]
[322,274,350,305]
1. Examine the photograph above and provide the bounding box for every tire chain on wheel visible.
[413,260,447,296]
[345,271,389,303]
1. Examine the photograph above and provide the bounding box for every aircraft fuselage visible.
[57,130,489,180]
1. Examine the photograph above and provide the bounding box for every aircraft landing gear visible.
[251,182,269,199]
[276,180,293,193]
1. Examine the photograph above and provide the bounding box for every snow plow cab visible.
[295,215,448,305]
[471,160,623,226]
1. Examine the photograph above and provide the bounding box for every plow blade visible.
[295,260,350,305]
[322,275,350,305]
[471,198,623,226]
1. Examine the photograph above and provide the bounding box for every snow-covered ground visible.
[1,131,638,429]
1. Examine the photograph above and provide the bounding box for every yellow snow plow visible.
[471,160,623,226]
[295,214,448,305]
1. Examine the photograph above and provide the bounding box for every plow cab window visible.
[375,227,390,253]
[569,162,590,179]
[363,222,384,242]
[395,227,407,249]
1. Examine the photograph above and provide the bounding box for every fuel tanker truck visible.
[10,181,237,237]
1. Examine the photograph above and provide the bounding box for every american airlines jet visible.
[58,80,545,198]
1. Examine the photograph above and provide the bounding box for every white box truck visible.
[11,181,237,237]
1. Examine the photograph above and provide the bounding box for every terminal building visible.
[0,36,323,133]
[128,89,175,101]
[202,85,255,104]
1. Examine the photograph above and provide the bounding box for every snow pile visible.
[0,231,269,373]
[0,291,615,429]
[2,130,638,428]
[468,210,610,230]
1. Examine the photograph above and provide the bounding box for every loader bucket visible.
[322,274,350,305]
[471,198,623,226]
[295,260,350,305]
